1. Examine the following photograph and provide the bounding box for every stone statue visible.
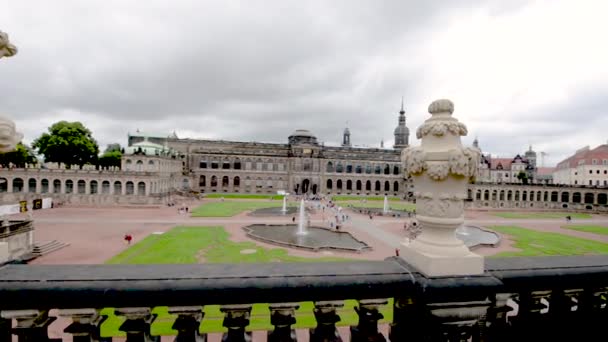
[400,99,483,276]
[0,30,22,153]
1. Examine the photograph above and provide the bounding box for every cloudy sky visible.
[2,0,607,166]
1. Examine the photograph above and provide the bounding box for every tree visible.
[32,121,99,168]
[517,171,529,185]
[98,143,122,169]
[0,142,37,168]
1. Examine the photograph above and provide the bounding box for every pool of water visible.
[248,207,298,216]
[456,225,501,248]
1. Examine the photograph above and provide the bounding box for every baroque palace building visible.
[0,104,411,205]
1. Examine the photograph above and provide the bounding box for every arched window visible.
[0,178,7,193]
[76,180,85,194]
[90,180,98,194]
[476,190,481,200]
[326,162,334,172]
[234,176,240,187]
[326,179,333,189]
[346,165,353,173]
[384,164,390,175]
[222,160,230,169]
[41,179,49,193]
[515,191,520,201]
[356,180,362,191]
[136,160,143,171]
[355,165,362,174]
[366,180,371,191]
[126,181,134,195]
[346,180,352,190]
[222,176,229,187]
[384,181,390,192]
[53,179,61,193]
[65,180,74,194]
[375,165,382,174]
[393,181,399,192]
[561,192,569,203]
[598,193,607,205]
[137,182,146,195]
[522,191,527,201]
[499,190,505,201]
[543,191,548,202]
[113,181,121,194]
[366,165,372,174]
[13,178,23,192]
[573,192,581,203]
[529,191,535,201]
[28,178,36,193]
[234,158,242,170]
[337,179,343,190]
[393,165,400,175]
[336,163,343,173]
[211,176,218,187]
[492,190,497,201]
[199,175,206,187]
[551,191,558,202]
[584,193,595,204]
[484,190,490,201]
[507,190,512,201]
[375,180,381,191]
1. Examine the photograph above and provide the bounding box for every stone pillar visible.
[401,99,483,276]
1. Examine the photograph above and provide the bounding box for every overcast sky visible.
[2,0,607,166]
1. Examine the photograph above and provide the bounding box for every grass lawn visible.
[204,193,285,200]
[191,200,291,217]
[490,225,608,257]
[491,212,592,219]
[331,195,401,201]
[337,200,416,211]
[563,225,608,236]
[103,226,391,337]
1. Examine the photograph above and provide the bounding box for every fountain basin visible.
[243,224,370,252]
[455,225,501,249]
[248,207,298,216]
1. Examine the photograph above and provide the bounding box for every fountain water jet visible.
[383,196,389,214]
[281,196,287,214]
[296,199,307,235]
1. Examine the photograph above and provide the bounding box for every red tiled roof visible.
[536,167,555,175]
[557,145,608,168]
[490,158,513,170]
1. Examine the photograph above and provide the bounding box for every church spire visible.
[342,122,351,147]
[393,97,409,150]
[400,96,405,115]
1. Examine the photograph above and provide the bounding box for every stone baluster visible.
[115,307,160,342]
[510,290,549,340]
[220,304,252,342]
[350,299,387,342]
[543,289,582,341]
[390,296,425,342]
[268,303,299,342]
[0,309,60,342]
[483,293,513,342]
[574,288,608,341]
[59,308,109,342]
[309,301,343,342]
[426,298,491,342]
[168,306,206,342]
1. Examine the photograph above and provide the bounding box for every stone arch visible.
[65,179,74,194]
[491,190,497,201]
[515,190,520,201]
[522,190,527,201]
[222,176,229,187]
[326,161,334,173]
[384,181,390,192]
[126,181,135,195]
[551,191,558,202]
[507,190,512,201]
[222,158,231,170]
[484,190,490,201]
[375,165,382,174]
[394,181,399,192]
[0,178,7,193]
[53,179,62,194]
[584,193,595,204]
[573,192,581,203]
[77,180,86,194]
[598,193,607,205]
[536,191,541,201]
[336,163,343,173]
[393,165,400,175]
[13,178,24,192]
[199,175,206,187]
[384,164,390,175]
[136,160,144,171]
[375,180,381,191]
[561,192,569,203]
[476,190,482,200]
[234,158,242,170]
[543,191,548,202]
[113,181,122,194]
[234,176,240,188]
[90,180,98,194]
[346,179,352,191]
[326,179,333,190]
[499,190,505,201]
[366,180,371,191]
[137,181,145,195]
[27,178,36,193]
[355,180,362,191]
[210,176,218,187]
[337,179,343,190]
[41,179,49,193]
[529,191,535,202]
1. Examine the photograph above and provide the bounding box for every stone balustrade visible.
[0,256,607,341]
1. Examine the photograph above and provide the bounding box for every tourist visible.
[124,234,133,245]
[292,216,295,223]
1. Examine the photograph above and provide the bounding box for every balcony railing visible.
[0,256,607,341]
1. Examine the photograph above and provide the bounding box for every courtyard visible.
[21,197,608,340]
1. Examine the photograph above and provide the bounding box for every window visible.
[575,172,578,175]
[604,170,607,174]
[603,159,608,165]
[598,170,601,174]
[589,170,593,174]
[592,159,598,165]
[211,162,218,169]
[574,180,578,185]
[200,161,207,168]
[589,180,593,185]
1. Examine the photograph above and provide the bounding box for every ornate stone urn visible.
[0,30,22,153]
[401,99,483,276]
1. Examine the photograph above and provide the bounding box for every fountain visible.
[281,196,287,214]
[383,196,389,214]
[296,199,307,235]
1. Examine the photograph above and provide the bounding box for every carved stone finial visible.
[0,117,23,153]
[428,99,454,115]
[0,30,18,59]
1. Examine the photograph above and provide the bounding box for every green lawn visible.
[491,212,592,219]
[191,200,289,217]
[490,225,608,257]
[204,193,285,200]
[331,195,401,201]
[563,225,608,236]
[103,226,391,337]
[337,200,416,211]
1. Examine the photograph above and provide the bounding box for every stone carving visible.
[0,117,23,153]
[0,30,18,59]
[400,99,483,277]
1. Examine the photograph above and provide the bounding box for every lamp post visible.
[0,30,22,153]
[401,99,483,276]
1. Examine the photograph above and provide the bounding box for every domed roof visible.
[394,125,410,135]
[289,129,316,138]
[124,138,175,156]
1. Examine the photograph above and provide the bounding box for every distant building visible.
[553,144,608,186]
[476,141,547,184]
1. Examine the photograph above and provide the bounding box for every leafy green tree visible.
[0,142,37,168]
[32,121,99,168]
[517,171,529,185]
[98,144,122,169]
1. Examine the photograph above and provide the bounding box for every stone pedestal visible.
[401,99,483,277]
